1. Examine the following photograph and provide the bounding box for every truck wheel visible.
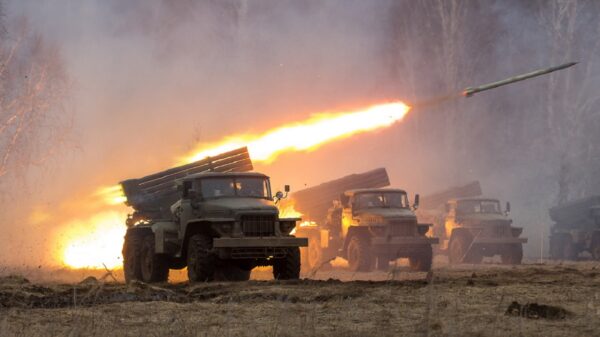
[550,233,576,260]
[123,231,143,283]
[448,233,469,264]
[301,232,323,272]
[140,235,169,283]
[187,234,216,282]
[591,235,600,260]
[409,246,433,271]
[347,236,372,272]
[215,264,251,282]
[549,234,564,259]
[377,256,390,271]
[273,247,301,280]
[500,244,523,265]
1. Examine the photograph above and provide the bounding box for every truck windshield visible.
[200,177,271,199]
[457,200,501,214]
[355,192,409,209]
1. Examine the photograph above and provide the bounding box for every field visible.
[1,260,599,337]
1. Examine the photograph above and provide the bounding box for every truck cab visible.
[441,197,527,264]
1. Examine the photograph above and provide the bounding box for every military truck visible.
[292,168,438,272]
[549,195,600,260]
[418,182,527,264]
[120,147,307,283]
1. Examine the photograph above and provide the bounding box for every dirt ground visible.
[1,260,599,337]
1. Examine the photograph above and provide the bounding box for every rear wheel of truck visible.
[347,236,372,272]
[549,234,563,259]
[591,234,600,260]
[551,234,576,260]
[187,234,216,282]
[140,235,170,283]
[123,231,143,283]
[409,246,433,271]
[273,247,301,280]
[500,244,523,265]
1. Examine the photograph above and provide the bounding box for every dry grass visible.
[1,261,599,336]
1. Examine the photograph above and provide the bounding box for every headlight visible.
[212,222,233,235]
[279,221,296,235]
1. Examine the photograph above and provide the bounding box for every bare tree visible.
[0,16,70,185]
[537,0,600,202]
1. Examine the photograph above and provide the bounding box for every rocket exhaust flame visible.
[56,101,410,269]
[182,102,410,164]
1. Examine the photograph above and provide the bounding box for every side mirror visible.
[284,185,290,193]
[506,201,511,214]
[275,191,284,200]
[413,194,420,210]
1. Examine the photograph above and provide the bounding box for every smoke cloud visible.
[1,0,599,266]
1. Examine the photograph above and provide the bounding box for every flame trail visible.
[182,102,410,163]
[56,101,410,269]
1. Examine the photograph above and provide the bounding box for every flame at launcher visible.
[182,102,410,164]
[277,200,316,235]
[96,185,127,205]
[58,210,128,269]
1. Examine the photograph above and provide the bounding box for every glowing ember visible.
[278,200,303,219]
[96,185,127,205]
[59,210,128,269]
[182,102,410,164]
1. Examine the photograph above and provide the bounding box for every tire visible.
[301,231,323,272]
[376,256,390,271]
[140,235,169,283]
[409,246,433,271]
[550,233,576,260]
[187,234,217,282]
[549,234,564,259]
[591,235,600,261]
[273,247,301,280]
[448,233,470,264]
[500,244,523,265]
[123,231,143,283]
[347,236,372,272]
[214,264,251,282]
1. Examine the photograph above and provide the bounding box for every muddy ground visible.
[1,260,599,337]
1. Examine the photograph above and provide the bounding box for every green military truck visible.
[120,147,307,283]
[549,196,600,260]
[293,168,438,272]
[418,182,527,264]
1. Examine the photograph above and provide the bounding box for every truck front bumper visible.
[472,237,528,245]
[213,237,308,259]
[371,236,439,246]
[213,237,308,248]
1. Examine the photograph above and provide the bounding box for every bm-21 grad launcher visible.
[120,147,307,283]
